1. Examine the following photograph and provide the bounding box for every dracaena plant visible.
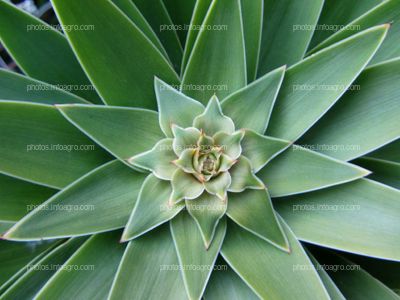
[0,0,399,299]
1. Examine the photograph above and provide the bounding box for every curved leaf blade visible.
[266,25,389,142]
[182,0,247,104]
[109,225,187,300]
[258,145,369,197]
[221,218,330,300]
[51,0,179,109]
[3,161,145,240]
[221,66,285,134]
[0,0,101,103]
[299,58,400,161]
[275,179,400,261]
[0,101,110,189]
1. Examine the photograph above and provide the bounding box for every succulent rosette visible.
[0,0,399,299]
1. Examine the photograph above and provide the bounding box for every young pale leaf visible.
[36,231,126,300]
[299,58,400,161]
[275,179,400,261]
[241,130,290,172]
[0,0,101,103]
[0,69,88,104]
[203,172,231,200]
[0,173,56,223]
[2,161,145,241]
[110,0,170,60]
[266,25,389,142]
[182,0,247,103]
[132,0,183,72]
[240,0,263,81]
[51,0,179,109]
[171,212,226,300]
[181,0,213,72]
[109,225,187,300]
[0,237,86,300]
[186,193,227,248]
[213,131,244,160]
[306,251,346,300]
[228,156,265,192]
[0,102,110,189]
[227,189,289,252]
[172,126,201,156]
[221,66,285,134]
[221,218,330,300]
[170,169,205,203]
[193,96,235,135]
[258,0,324,74]
[129,139,177,180]
[309,0,400,66]
[258,145,369,197]
[355,157,400,189]
[155,78,205,137]
[121,174,184,242]
[204,259,259,300]
[308,0,382,49]
[311,251,400,300]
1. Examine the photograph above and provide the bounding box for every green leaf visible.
[308,0,382,49]
[258,145,369,197]
[110,0,170,60]
[275,179,400,261]
[163,0,197,45]
[221,218,330,300]
[309,0,400,66]
[266,25,389,142]
[227,189,289,252]
[241,130,290,172]
[0,240,56,288]
[121,174,184,242]
[0,221,14,235]
[51,0,179,109]
[57,104,164,161]
[186,193,227,248]
[0,0,101,103]
[306,250,346,300]
[240,0,263,81]
[299,58,400,161]
[174,149,197,173]
[0,173,56,222]
[0,237,86,300]
[213,131,244,160]
[3,161,145,240]
[155,78,205,138]
[204,259,259,300]
[193,96,235,135]
[109,225,187,300]
[355,157,400,189]
[203,172,231,200]
[170,211,226,300]
[128,139,177,180]
[172,125,201,156]
[36,231,126,300]
[0,101,110,189]
[0,69,88,104]
[181,0,213,72]
[132,0,183,72]
[181,0,247,104]
[221,66,285,134]
[170,169,205,203]
[312,251,400,300]
[368,139,400,163]
[228,156,264,192]
[258,0,324,74]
